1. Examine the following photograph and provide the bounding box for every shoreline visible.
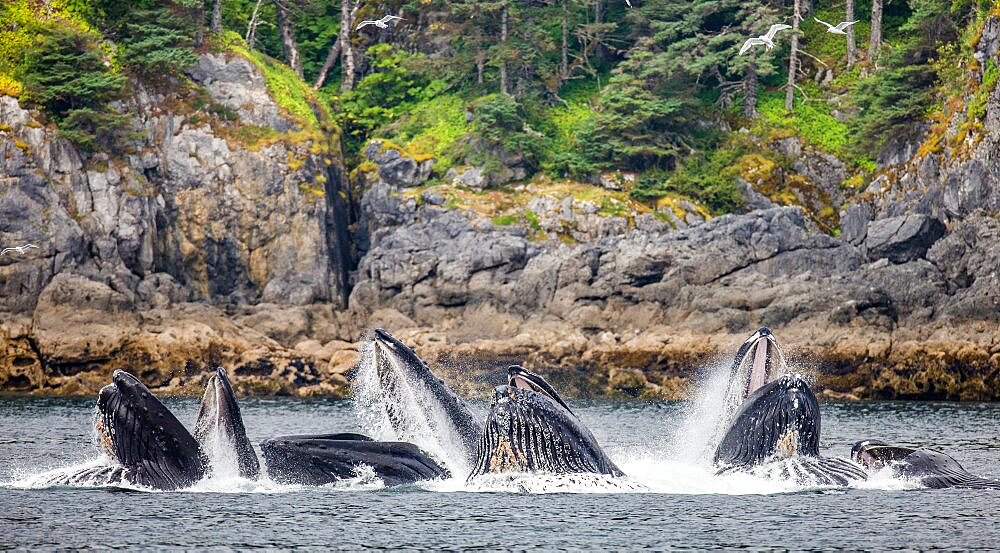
[3,306,997,401]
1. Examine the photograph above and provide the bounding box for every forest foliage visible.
[1,0,997,215]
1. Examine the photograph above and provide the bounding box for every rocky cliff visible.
[1,52,357,396]
[2,22,1000,400]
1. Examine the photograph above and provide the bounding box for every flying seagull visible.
[356,14,403,31]
[814,17,859,35]
[625,0,632,7]
[0,244,39,256]
[739,23,793,55]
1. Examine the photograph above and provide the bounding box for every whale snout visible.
[773,372,809,391]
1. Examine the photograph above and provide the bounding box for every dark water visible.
[2,396,999,550]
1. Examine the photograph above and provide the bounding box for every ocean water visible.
[1,394,999,550]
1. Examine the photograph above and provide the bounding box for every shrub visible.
[341,44,431,151]
[116,7,199,78]
[467,94,545,174]
[18,25,126,150]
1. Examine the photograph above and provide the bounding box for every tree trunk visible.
[275,1,303,78]
[594,0,605,63]
[744,60,758,118]
[868,0,883,68]
[340,0,359,92]
[313,39,342,89]
[246,0,264,49]
[500,1,509,95]
[785,0,801,110]
[211,0,223,32]
[561,0,568,79]
[845,0,856,67]
[476,48,485,84]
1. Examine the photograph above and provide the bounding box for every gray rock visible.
[864,215,946,264]
[791,150,847,207]
[976,16,1000,73]
[365,140,434,188]
[450,166,487,190]
[737,178,777,212]
[422,190,446,206]
[942,159,992,219]
[840,203,872,246]
[0,49,350,314]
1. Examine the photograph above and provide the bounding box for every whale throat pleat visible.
[100,383,205,490]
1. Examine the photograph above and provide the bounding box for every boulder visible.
[365,140,434,188]
[448,166,488,190]
[864,215,946,263]
[840,202,873,246]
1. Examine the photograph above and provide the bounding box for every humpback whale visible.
[96,370,207,490]
[353,328,483,468]
[714,373,867,486]
[194,367,260,479]
[260,433,448,486]
[41,368,260,490]
[468,366,623,479]
[851,440,1000,489]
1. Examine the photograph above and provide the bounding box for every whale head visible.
[469,369,622,479]
[714,373,821,468]
[260,433,448,487]
[193,367,260,479]
[96,370,205,489]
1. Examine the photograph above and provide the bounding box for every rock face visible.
[4,23,1000,400]
[0,51,355,395]
[365,140,434,188]
[350,191,999,399]
[864,215,946,263]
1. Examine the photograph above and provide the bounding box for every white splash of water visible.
[351,338,474,476]
[198,417,243,482]
[666,359,737,464]
[454,472,648,494]
[7,457,126,490]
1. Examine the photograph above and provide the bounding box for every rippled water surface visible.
[2,396,999,550]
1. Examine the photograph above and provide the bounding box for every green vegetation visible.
[4,0,999,226]
[757,89,850,155]
[223,31,326,133]
[112,6,200,78]
[18,25,127,150]
[968,60,999,121]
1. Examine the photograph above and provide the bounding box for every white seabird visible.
[0,244,40,256]
[814,17,859,35]
[739,23,793,55]
[356,14,403,31]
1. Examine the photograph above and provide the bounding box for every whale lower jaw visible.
[260,433,449,487]
[917,472,1000,490]
[719,456,868,487]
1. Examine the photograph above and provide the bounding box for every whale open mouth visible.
[469,384,622,480]
[193,367,260,480]
[850,440,917,469]
[97,370,206,490]
[725,327,788,406]
[507,365,574,416]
